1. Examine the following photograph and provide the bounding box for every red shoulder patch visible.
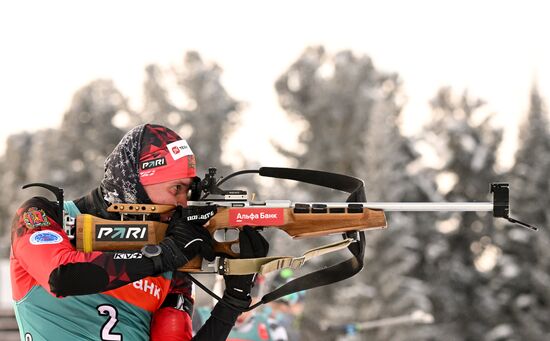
[22,207,51,229]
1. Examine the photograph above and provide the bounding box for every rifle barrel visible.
[188,200,494,212]
[357,202,493,212]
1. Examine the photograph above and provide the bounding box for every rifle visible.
[23,167,537,310]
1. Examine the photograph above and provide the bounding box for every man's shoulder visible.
[19,195,59,212]
[16,196,61,227]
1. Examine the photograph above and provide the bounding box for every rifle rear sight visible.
[196,167,248,201]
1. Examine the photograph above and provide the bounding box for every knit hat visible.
[138,124,196,185]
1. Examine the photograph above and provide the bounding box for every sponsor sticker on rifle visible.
[229,208,285,226]
[96,224,148,241]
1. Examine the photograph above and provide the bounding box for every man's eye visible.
[174,184,188,194]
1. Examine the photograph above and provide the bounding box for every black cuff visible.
[159,238,189,270]
[222,291,251,311]
[210,298,243,326]
[150,255,163,274]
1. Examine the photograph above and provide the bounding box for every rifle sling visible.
[221,238,354,275]
[188,231,366,312]
[255,230,366,309]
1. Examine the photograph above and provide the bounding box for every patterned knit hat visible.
[100,124,196,204]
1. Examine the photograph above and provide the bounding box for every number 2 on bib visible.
[97,304,122,341]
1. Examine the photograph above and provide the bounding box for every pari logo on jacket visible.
[29,230,63,245]
[167,140,193,160]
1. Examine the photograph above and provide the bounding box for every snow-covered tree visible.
[0,132,35,256]
[141,64,184,126]
[488,82,550,341]
[511,82,550,225]
[174,51,241,176]
[275,46,387,181]
[420,87,504,340]
[54,79,132,197]
[274,46,437,341]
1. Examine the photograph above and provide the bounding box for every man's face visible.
[143,178,193,222]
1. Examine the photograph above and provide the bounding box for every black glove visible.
[223,226,269,308]
[157,205,217,272]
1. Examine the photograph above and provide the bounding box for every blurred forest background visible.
[0,47,548,341]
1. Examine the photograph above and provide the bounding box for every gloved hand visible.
[222,226,269,308]
[157,205,217,272]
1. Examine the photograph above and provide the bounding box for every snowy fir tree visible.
[173,51,241,176]
[420,87,505,340]
[489,82,550,340]
[275,46,439,340]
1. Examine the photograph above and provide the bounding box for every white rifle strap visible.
[222,238,354,275]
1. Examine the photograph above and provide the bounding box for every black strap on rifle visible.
[251,167,367,310]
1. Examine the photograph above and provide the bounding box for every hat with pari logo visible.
[138,124,196,185]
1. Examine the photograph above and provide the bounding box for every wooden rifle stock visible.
[75,205,387,272]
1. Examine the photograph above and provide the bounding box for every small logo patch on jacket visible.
[29,230,63,245]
